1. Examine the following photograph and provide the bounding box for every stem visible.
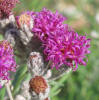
[5,82,14,100]
[45,61,52,71]
[49,68,72,81]
[43,61,52,75]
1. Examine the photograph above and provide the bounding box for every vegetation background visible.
[0,0,99,100]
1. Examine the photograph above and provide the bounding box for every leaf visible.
[0,87,6,100]
[50,89,61,97]
[12,65,27,95]
[50,71,71,97]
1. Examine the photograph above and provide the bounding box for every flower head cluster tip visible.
[16,11,34,30]
[0,0,19,19]
[0,40,16,86]
[31,8,91,71]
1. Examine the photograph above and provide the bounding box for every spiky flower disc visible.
[0,40,16,83]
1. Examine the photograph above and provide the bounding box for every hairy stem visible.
[5,82,14,100]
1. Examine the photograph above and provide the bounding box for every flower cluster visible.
[16,8,90,71]
[43,25,91,70]
[0,40,16,83]
[32,8,66,41]
[31,8,91,71]
[0,0,19,19]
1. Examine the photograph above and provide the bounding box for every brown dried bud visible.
[44,98,49,100]
[29,76,48,94]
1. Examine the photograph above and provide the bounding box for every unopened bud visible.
[27,52,44,76]
[16,11,34,30]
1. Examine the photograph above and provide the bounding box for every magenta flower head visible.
[0,0,19,19]
[16,11,34,30]
[32,8,66,41]
[0,40,16,87]
[44,25,91,71]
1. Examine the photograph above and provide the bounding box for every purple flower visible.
[0,0,19,19]
[43,25,91,71]
[0,40,16,83]
[31,8,91,71]
[32,8,66,41]
[20,8,90,71]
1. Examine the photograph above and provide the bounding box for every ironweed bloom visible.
[43,25,91,71]
[0,40,16,87]
[16,8,90,71]
[32,8,66,41]
[0,0,19,19]
[32,8,91,71]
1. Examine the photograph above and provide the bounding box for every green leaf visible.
[0,87,6,100]
[12,65,27,95]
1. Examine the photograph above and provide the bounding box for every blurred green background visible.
[0,0,99,100]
